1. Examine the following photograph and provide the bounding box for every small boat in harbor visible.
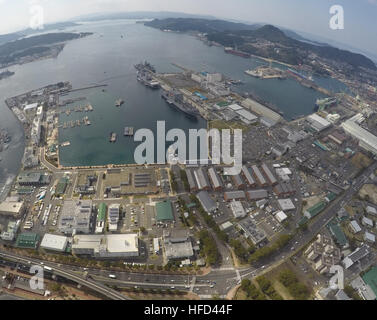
[115,99,124,107]
[109,132,117,143]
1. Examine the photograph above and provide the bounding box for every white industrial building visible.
[274,210,288,223]
[277,198,295,211]
[366,206,377,216]
[341,114,377,155]
[0,201,25,218]
[364,232,376,243]
[275,168,292,181]
[40,234,68,252]
[228,104,243,111]
[362,216,374,228]
[236,108,258,124]
[23,103,38,112]
[230,201,247,219]
[31,117,41,145]
[72,234,139,258]
[191,73,205,84]
[349,220,362,234]
[307,113,332,132]
[36,106,44,120]
[241,98,282,124]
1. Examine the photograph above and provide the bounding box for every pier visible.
[68,84,108,93]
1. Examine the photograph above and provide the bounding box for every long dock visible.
[68,84,108,93]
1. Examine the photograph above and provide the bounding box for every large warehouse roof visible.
[72,234,139,256]
[241,98,282,122]
[236,109,258,121]
[197,190,217,213]
[0,201,24,216]
[40,233,68,252]
[307,113,331,132]
[230,201,247,218]
[156,200,174,221]
[341,114,377,155]
[278,198,296,211]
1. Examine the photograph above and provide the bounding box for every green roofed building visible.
[95,203,107,234]
[297,216,309,227]
[187,203,197,209]
[362,267,377,298]
[16,233,39,249]
[328,223,348,248]
[215,101,230,108]
[55,177,69,196]
[325,192,337,202]
[97,203,107,222]
[304,201,327,219]
[156,200,174,222]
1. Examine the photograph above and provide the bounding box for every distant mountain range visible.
[145,18,376,71]
[70,11,217,22]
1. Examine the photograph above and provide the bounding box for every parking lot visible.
[121,204,156,233]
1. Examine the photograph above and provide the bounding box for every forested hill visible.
[145,18,376,71]
[144,18,260,33]
[0,32,92,66]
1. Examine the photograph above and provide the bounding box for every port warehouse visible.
[241,98,282,125]
[185,162,281,193]
[341,113,377,155]
[307,113,332,132]
[181,163,295,204]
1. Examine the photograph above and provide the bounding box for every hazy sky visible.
[0,0,376,55]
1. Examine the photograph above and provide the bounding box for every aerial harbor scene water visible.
[0,19,348,175]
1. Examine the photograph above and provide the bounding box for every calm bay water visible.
[0,19,348,183]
